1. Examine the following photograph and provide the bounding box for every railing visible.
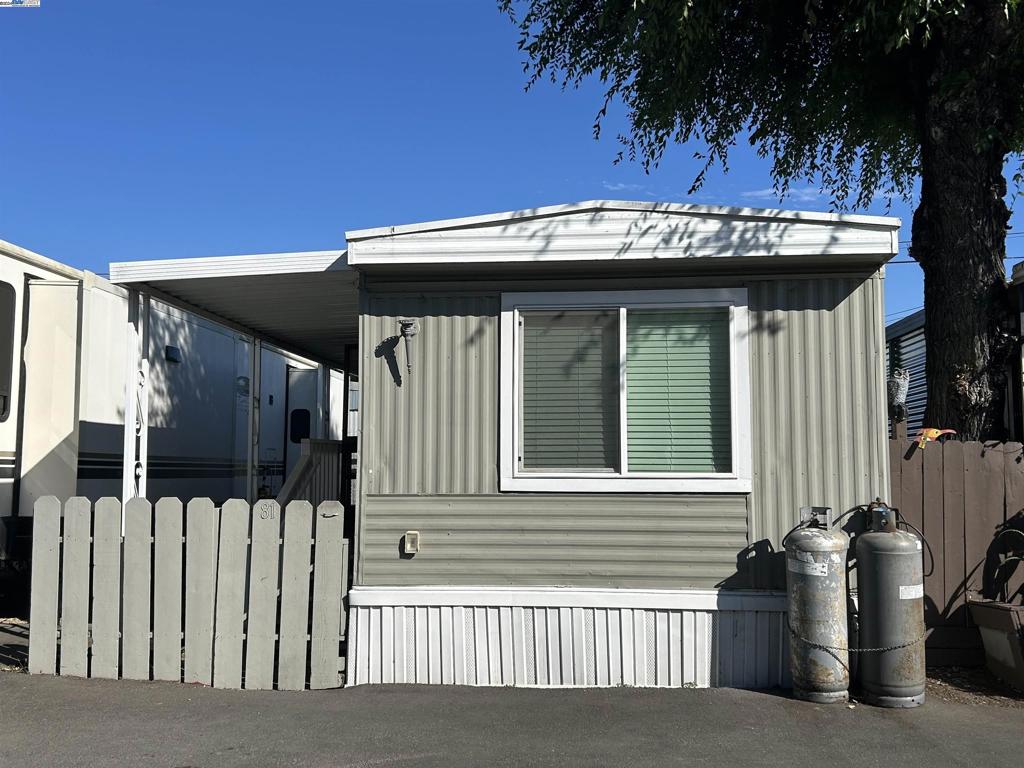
[276,437,357,510]
[28,496,349,690]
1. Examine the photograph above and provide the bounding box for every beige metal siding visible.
[747,275,889,553]
[358,272,888,589]
[361,294,499,496]
[360,495,748,588]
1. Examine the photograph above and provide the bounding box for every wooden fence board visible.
[967,444,1006,598]
[122,498,153,680]
[278,501,313,690]
[340,538,350,661]
[941,441,966,626]
[245,499,282,690]
[184,498,217,685]
[310,501,344,689]
[213,499,249,689]
[59,497,91,677]
[1002,443,1024,601]
[889,438,904,510]
[922,446,944,619]
[91,497,122,679]
[28,496,61,675]
[962,442,986,598]
[1003,443,1024,519]
[153,497,183,681]
[900,444,924,535]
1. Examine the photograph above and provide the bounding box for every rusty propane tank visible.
[855,500,926,708]
[784,506,850,704]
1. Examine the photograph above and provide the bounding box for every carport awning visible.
[109,250,358,369]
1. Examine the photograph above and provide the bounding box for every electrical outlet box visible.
[404,530,420,554]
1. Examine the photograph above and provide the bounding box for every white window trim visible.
[499,288,752,493]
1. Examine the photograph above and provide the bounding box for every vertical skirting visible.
[347,588,790,689]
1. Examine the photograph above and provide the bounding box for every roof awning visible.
[109,250,357,369]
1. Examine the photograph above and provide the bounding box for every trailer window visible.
[289,408,311,444]
[499,288,752,493]
[0,281,14,422]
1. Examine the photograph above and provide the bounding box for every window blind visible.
[626,309,731,472]
[520,310,619,471]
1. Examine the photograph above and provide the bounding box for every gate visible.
[28,496,350,690]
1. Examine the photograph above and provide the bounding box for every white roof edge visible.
[109,249,349,284]
[0,238,83,280]
[344,199,903,241]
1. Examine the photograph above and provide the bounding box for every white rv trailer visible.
[0,240,81,561]
[0,239,352,563]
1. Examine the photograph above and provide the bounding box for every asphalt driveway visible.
[2,673,1022,768]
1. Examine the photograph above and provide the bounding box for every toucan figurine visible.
[915,427,957,449]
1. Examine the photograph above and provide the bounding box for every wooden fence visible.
[890,439,1024,665]
[27,497,350,690]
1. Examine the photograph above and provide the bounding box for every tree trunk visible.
[913,2,1016,440]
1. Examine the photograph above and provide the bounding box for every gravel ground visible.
[926,666,1024,708]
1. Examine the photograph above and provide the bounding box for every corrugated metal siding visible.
[361,293,499,495]
[348,601,789,689]
[747,276,889,560]
[358,273,888,589]
[885,319,927,436]
[360,495,748,588]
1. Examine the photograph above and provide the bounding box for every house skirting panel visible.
[346,587,791,689]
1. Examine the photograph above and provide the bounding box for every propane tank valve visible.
[866,499,898,532]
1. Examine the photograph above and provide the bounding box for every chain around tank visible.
[786,618,926,654]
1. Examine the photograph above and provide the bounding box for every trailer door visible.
[285,366,317,480]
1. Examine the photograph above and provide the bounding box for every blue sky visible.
[2,2,1021,323]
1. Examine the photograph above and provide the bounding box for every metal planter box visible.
[968,599,1024,692]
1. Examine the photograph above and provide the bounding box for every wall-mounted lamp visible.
[398,318,419,373]
[164,345,182,364]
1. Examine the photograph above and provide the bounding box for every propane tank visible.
[784,506,850,704]
[855,500,926,708]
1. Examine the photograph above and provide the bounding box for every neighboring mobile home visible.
[110,200,898,688]
[885,309,927,436]
[0,240,351,565]
[885,264,1024,441]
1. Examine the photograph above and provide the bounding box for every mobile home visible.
[108,200,899,689]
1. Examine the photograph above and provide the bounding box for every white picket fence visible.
[28,497,350,690]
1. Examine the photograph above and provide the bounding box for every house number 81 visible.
[258,502,276,520]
